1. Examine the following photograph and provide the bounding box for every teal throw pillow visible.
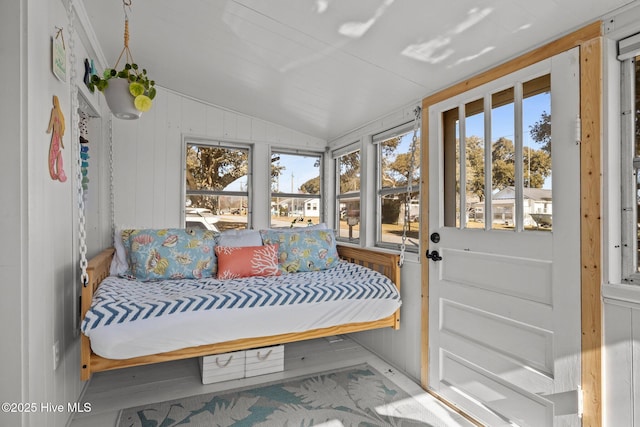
[259,228,339,273]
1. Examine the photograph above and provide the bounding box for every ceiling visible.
[83,0,633,141]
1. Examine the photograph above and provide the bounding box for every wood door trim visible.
[420,20,603,426]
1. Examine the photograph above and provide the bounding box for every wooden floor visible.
[70,336,475,427]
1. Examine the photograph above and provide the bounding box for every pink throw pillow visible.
[215,244,281,279]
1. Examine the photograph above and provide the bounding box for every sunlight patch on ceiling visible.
[452,7,493,34]
[314,0,330,14]
[451,46,495,67]
[402,7,493,64]
[514,23,532,33]
[339,0,395,38]
[401,36,453,64]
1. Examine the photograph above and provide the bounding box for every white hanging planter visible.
[103,78,142,120]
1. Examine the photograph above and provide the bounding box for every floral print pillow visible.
[215,244,281,279]
[259,229,339,273]
[122,228,218,281]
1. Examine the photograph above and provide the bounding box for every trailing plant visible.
[89,63,156,112]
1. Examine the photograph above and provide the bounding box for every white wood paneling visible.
[441,350,554,427]
[112,87,326,229]
[442,249,553,305]
[350,259,422,382]
[441,300,554,377]
[603,287,640,427]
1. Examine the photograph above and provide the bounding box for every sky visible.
[225,91,550,193]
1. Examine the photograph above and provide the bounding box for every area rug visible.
[117,364,448,426]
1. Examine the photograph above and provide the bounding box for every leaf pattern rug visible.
[117,364,447,426]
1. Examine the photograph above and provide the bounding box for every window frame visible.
[373,121,421,253]
[620,55,640,283]
[269,148,324,228]
[182,137,253,229]
[334,142,362,243]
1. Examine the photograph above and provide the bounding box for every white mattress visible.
[82,261,401,359]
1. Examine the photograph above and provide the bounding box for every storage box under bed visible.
[200,344,284,384]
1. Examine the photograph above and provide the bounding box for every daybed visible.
[80,227,401,381]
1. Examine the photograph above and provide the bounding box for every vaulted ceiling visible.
[83,0,633,141]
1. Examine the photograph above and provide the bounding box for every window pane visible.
[270,196,321,228]
[443,107,460,227]
[337,150,361,242]
[271,152,322,228]
[377,125,420,252]
[380,130,420,190]
[465,99,485,229]
[271,153,320,195]
[380,191,419,248]
[186,143,249,231]
[186,194,248,232]
[337,196,360,241]
[338,151,360,192]
[186,144,248,191]
[491,87,515,230]
[523,75,552,231]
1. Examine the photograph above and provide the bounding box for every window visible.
[335,146,361,242]
[270,151,322,228]
[185,141,250,232]
[621,41,640,281]
[443,74,552,232]
[374,123,420,252]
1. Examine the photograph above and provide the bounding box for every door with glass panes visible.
[427,48,581,426]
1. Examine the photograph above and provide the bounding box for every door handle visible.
[426,250,443,262]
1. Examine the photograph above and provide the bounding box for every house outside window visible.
[270,151,322,228]
[334,145,361,242]
[374,123,420,252]
[185,140,250,232]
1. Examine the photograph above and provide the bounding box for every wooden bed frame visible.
[80,244,401,381]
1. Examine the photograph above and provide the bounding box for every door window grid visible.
[443,74,552,232]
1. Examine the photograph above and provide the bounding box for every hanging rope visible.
[399,106,421,267]
[113,0,136,70]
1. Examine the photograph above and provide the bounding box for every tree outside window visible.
[185,142,250,231]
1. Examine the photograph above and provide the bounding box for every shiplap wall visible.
[111,88,327,230]
[328,103,423,382]
[0,1,107,426]
[0,1,25,426]
[603,288,640,427]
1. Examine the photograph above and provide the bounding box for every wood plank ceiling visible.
[83,0,633,141]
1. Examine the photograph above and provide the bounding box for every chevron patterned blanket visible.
[81,261,400,335]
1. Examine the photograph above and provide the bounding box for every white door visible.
[427,48,581,427]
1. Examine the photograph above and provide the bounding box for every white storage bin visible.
[245,345,284,377]
[199,350,246,384]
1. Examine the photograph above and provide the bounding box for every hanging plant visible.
[89,0,155,119]
[89,63,156,113]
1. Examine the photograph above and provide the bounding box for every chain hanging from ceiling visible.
[398,106,421,267]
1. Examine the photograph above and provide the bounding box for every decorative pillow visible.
[215,244,281,279]
[123,228,218,281]
[217,229,263,247]
[109,226,149,275]
[259,228,339,273]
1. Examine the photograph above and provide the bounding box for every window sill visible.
[603,282,640,306]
